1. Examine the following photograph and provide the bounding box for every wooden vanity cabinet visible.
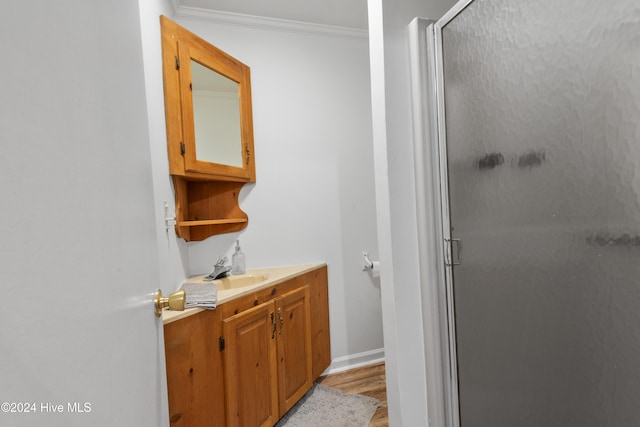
[164,265,330,427]
[222,286,312,427]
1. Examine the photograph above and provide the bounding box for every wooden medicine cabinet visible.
[160,16,256,241]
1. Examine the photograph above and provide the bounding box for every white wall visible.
[367,0,458,425]
[146,9,384,368]
[138,0,191,293]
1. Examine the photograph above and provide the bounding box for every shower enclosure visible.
[413,0,640,425]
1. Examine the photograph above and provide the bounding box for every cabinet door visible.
[164,310,226,426]
[276,286,313,416]
[223,301,279,427]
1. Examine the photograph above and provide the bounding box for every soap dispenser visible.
[232,240,246,275]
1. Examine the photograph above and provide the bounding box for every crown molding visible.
[174,6,368,40]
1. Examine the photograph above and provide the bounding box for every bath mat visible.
[276,383,381,427]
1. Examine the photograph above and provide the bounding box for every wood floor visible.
[317,362,388,427]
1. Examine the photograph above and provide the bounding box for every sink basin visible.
[216,274,268,290]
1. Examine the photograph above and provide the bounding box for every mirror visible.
[191,61,242,167]
[161,16,255,182]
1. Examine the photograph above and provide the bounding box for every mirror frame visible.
[160,16,256,183]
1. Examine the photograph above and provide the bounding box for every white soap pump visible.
[231,240,246,275]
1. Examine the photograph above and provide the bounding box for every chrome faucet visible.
[203,256,231,281]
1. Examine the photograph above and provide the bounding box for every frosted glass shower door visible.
[436,0,640,425]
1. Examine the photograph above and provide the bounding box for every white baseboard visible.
[321,348,385,375]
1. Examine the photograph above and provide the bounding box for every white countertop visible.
[162,263,325,324]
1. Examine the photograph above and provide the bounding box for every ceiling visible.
[178,0,369,30]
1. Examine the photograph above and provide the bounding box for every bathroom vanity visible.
[163,264,330,426]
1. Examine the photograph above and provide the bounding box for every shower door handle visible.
[445,238,462,266]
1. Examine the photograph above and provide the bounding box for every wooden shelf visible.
[173,177,249,242]
[177,218,248,227]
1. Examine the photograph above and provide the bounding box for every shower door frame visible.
[410,1,482,426]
